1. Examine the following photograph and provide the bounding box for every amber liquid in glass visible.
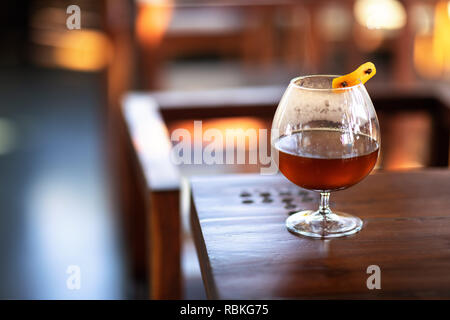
[274,129,379,191]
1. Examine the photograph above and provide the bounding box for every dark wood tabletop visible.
[190,169,450,299]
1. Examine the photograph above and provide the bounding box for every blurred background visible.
[0,0,449,299]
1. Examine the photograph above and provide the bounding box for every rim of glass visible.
[290,75,363,91]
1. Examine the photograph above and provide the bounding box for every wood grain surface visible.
[190,169,450,299]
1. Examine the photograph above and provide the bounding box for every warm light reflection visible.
[167,117,271,174]
[136,0,174,48]
[29,7,112,72]
[167,117,269,151]
[382,112,431,170]
[53,30,113,71]
[354,0,406,30]
[32,29,112,71]
[414,1,450,78]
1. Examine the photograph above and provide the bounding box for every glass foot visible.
[286,210,363,239]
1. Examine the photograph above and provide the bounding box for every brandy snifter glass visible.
[271,75,380,238]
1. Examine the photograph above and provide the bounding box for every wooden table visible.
[190,169,450,299]
[122,86,449,299]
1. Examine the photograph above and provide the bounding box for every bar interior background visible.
[0,0,449,299]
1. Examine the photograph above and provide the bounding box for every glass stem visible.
[319,192,331,217]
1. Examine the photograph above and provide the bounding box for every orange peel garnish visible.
[332,62,376,89]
